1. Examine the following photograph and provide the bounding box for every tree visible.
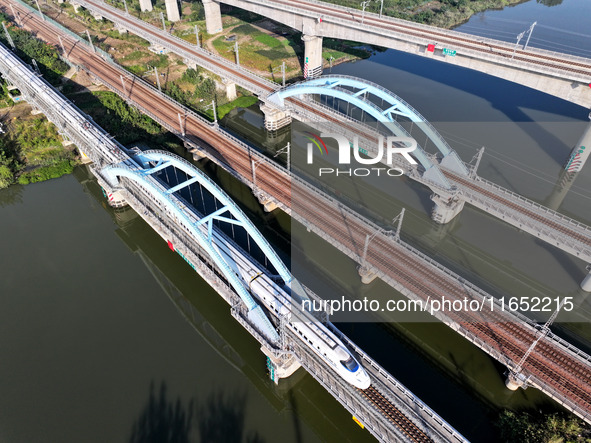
[537,0,563,6]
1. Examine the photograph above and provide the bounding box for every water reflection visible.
[129,382,193,443]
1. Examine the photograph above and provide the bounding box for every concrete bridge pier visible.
[164,0,180,22]
[262,347,301,384]
[220,79,237,101]
[254,190,279,212]
[581,266,591,292]
[564,112,591,173]
[302,34,323,79]
[203,0,223,34]
[358,265,378,284]
[91,12,103,21]
[505,372,528,391]
[95,174,128,208]
[115,23,128,34]
[430,193,465,224]
[139,0,152,12]
[260,102,292,131]
[70,2,81,13]
[546,169,578,211]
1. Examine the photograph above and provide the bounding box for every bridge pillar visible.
[91,12,103,20]
[430,193,465,224]
[254,190,279,212]
[564,111,591,173]
[139,0,152,12]
[164,0,180,22]
[262,347,301,384]
[202,0,223,34]
[505,372,527,391]
[77,148,92,164]
[260,103,292,131]
[546,169,578,211]
[115,23,128,34]
[302,35,323,79]
[358,266,378,284]
[581,266,591,292]
[95,174,128,208]
[221,80,237,101]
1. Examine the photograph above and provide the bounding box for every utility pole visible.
[272,61,286,87]
[120,74,127,95]
[469,147,485,178]
[145,66,162,92]
[57,35,67,57]
[204,100,217,125]
[2,22,15,50]
[9,4,22,27]
[379,0,384,17]
[123,0,129,15]
[251,158,265,189]
[194,25,200,48]
[85,29,95,52]
[361,1,371,24]
[153,66,161,92]
[274,142,290,171]
[31,59,40,74]
[34,0,44,20]
[177,112,185,136]
[508,298,566,389]
[160,12,166,32]
[233,40,239,65]
[512,30,525,59]
[281,61,285,87]
[524,21,537,50]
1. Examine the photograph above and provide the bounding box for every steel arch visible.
[268,75,469,181]
[101,152,284,343]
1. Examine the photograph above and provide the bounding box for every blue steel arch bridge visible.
[267,75,470,190]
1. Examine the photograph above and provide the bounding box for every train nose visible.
[357,372,371,390]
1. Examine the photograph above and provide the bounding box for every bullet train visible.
[204,214,372,390]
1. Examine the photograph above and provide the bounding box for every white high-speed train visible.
[146,162,372,390]
[205,216,372,390]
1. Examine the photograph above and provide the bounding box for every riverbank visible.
[322,0,528,29]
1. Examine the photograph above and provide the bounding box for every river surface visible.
[1,0,591,441]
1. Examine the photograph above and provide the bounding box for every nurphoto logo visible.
[305,132,418,177]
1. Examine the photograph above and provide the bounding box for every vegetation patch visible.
[215,96,259,121]
[496,409,591,443]
[0,12,68,85]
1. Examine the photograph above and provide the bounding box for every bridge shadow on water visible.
[129,381,267,443]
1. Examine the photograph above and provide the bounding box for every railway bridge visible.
[12,0,591,288]
[0,40,470,443]
[4,2,591,427]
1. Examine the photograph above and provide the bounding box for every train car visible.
[208,220,371,390]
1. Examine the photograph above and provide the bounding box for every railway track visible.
[362,385,434,443]
[4,0,591,420]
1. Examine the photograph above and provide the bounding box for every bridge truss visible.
[267,75,470,189]
[102,150,290,343]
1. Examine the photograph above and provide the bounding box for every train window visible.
[340,356,359,372]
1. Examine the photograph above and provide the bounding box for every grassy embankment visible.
[37,0,264,120]
[320,0,527,28]
[0,13,76,188]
